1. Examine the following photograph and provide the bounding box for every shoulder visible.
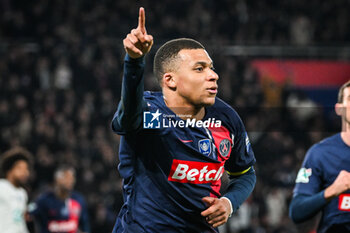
[29,192,52,214]
[0,180,10,196]
[36,191,53,203]
[304,134,340,162]
[318,133,342,147]
[309,134,340,152]
[209,97,244,129]
[144,91,164,108]
[212,97,233,110]
[0,180,26,194]
[144,91,162,100]
[213,98,241,118]
[71,192,87,204]
[0,179,8,188]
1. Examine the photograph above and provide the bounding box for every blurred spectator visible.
[290,16,313,45]
[266,188,287,227]
[0,147,32,233]
[29,166,90,233]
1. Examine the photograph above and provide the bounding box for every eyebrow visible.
[193,61,213,67]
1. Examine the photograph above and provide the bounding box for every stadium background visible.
[1,0,350,232]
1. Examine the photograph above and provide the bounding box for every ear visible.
[335,103,343,116]
[163,72,177,89]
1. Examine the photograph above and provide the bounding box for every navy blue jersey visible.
[29,191,90,233]
[112,90,255,233]
[293,133,350,232]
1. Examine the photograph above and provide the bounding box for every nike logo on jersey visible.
[179,139,193,143]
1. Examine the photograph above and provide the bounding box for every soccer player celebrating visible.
[29,166,90,233]
[0,147,32,233]
[111,7,256,233]
[290,80,350,233]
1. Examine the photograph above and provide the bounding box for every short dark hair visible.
[54,165,75,180]
[153,38,205,85]
[338,80,350,103]
[0,147,32,177]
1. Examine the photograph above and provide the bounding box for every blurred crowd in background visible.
[0,0,348,232]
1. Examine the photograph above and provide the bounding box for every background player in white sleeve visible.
[0,147,32,233]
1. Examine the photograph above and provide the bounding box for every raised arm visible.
[112,7,154,134]
[123,7,153,58]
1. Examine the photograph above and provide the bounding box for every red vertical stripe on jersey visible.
[47,199,81,233]
[207,126,232,197]
[67,199,81,233]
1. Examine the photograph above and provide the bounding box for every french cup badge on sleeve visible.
[198,139,211,156]
[295,168,312,183]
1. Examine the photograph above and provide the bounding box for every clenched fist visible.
[324,170,350,200]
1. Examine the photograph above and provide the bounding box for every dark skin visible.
[54,170,75,200]
[6,160,30,188]
[123,7,231,227]
[53,170,87,233]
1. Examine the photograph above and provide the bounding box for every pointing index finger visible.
[138,7,146,34]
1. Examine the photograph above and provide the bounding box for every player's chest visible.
[163,125,234,163]
[46,198,81,220]
[45,199,81,233]
[322,148,350,186]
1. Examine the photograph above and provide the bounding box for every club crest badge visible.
[198,139,211,156]
[219,139,231,157]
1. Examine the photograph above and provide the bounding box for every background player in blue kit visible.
[111,7,256,233]
[29,166,90,233]
[289,80,350,233]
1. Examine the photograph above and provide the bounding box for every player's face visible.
[342,87,350,126]
[56,170,75,192]
[10,160,30,187]
[172,49,219,107]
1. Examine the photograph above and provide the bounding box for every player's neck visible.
[55,188,70,200]
[163,96,205,120]
[340,128,350,146]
